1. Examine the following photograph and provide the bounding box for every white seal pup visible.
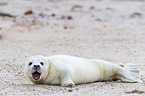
[25,55,141,87]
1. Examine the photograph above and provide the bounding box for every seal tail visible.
[115,63,142,83]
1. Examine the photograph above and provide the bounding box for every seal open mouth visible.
[32,71,41,80]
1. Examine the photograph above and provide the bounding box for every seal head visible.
[25,55,49,83]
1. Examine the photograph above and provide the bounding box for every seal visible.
[25,55,141,87]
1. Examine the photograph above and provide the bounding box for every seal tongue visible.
[32,71,40,80]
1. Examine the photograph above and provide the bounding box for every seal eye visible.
[29,62,32,66]
[40,62,44,66]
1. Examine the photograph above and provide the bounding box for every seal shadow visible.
[20,79,138,88]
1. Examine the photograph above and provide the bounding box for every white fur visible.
[25,55,141,87]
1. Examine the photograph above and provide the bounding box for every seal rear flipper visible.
[115,63,142,83]
[124,63,139,78]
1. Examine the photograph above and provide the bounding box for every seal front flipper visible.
[60,65,75,87]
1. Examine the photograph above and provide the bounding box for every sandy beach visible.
[0,0,145,95]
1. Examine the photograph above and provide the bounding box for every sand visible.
[0,0,145,95]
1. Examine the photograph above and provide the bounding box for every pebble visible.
[0,1,8,6]
[24,10,33,15]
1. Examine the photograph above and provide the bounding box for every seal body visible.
[25,55,141,87]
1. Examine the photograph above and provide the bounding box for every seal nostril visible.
[34,65,40,68]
